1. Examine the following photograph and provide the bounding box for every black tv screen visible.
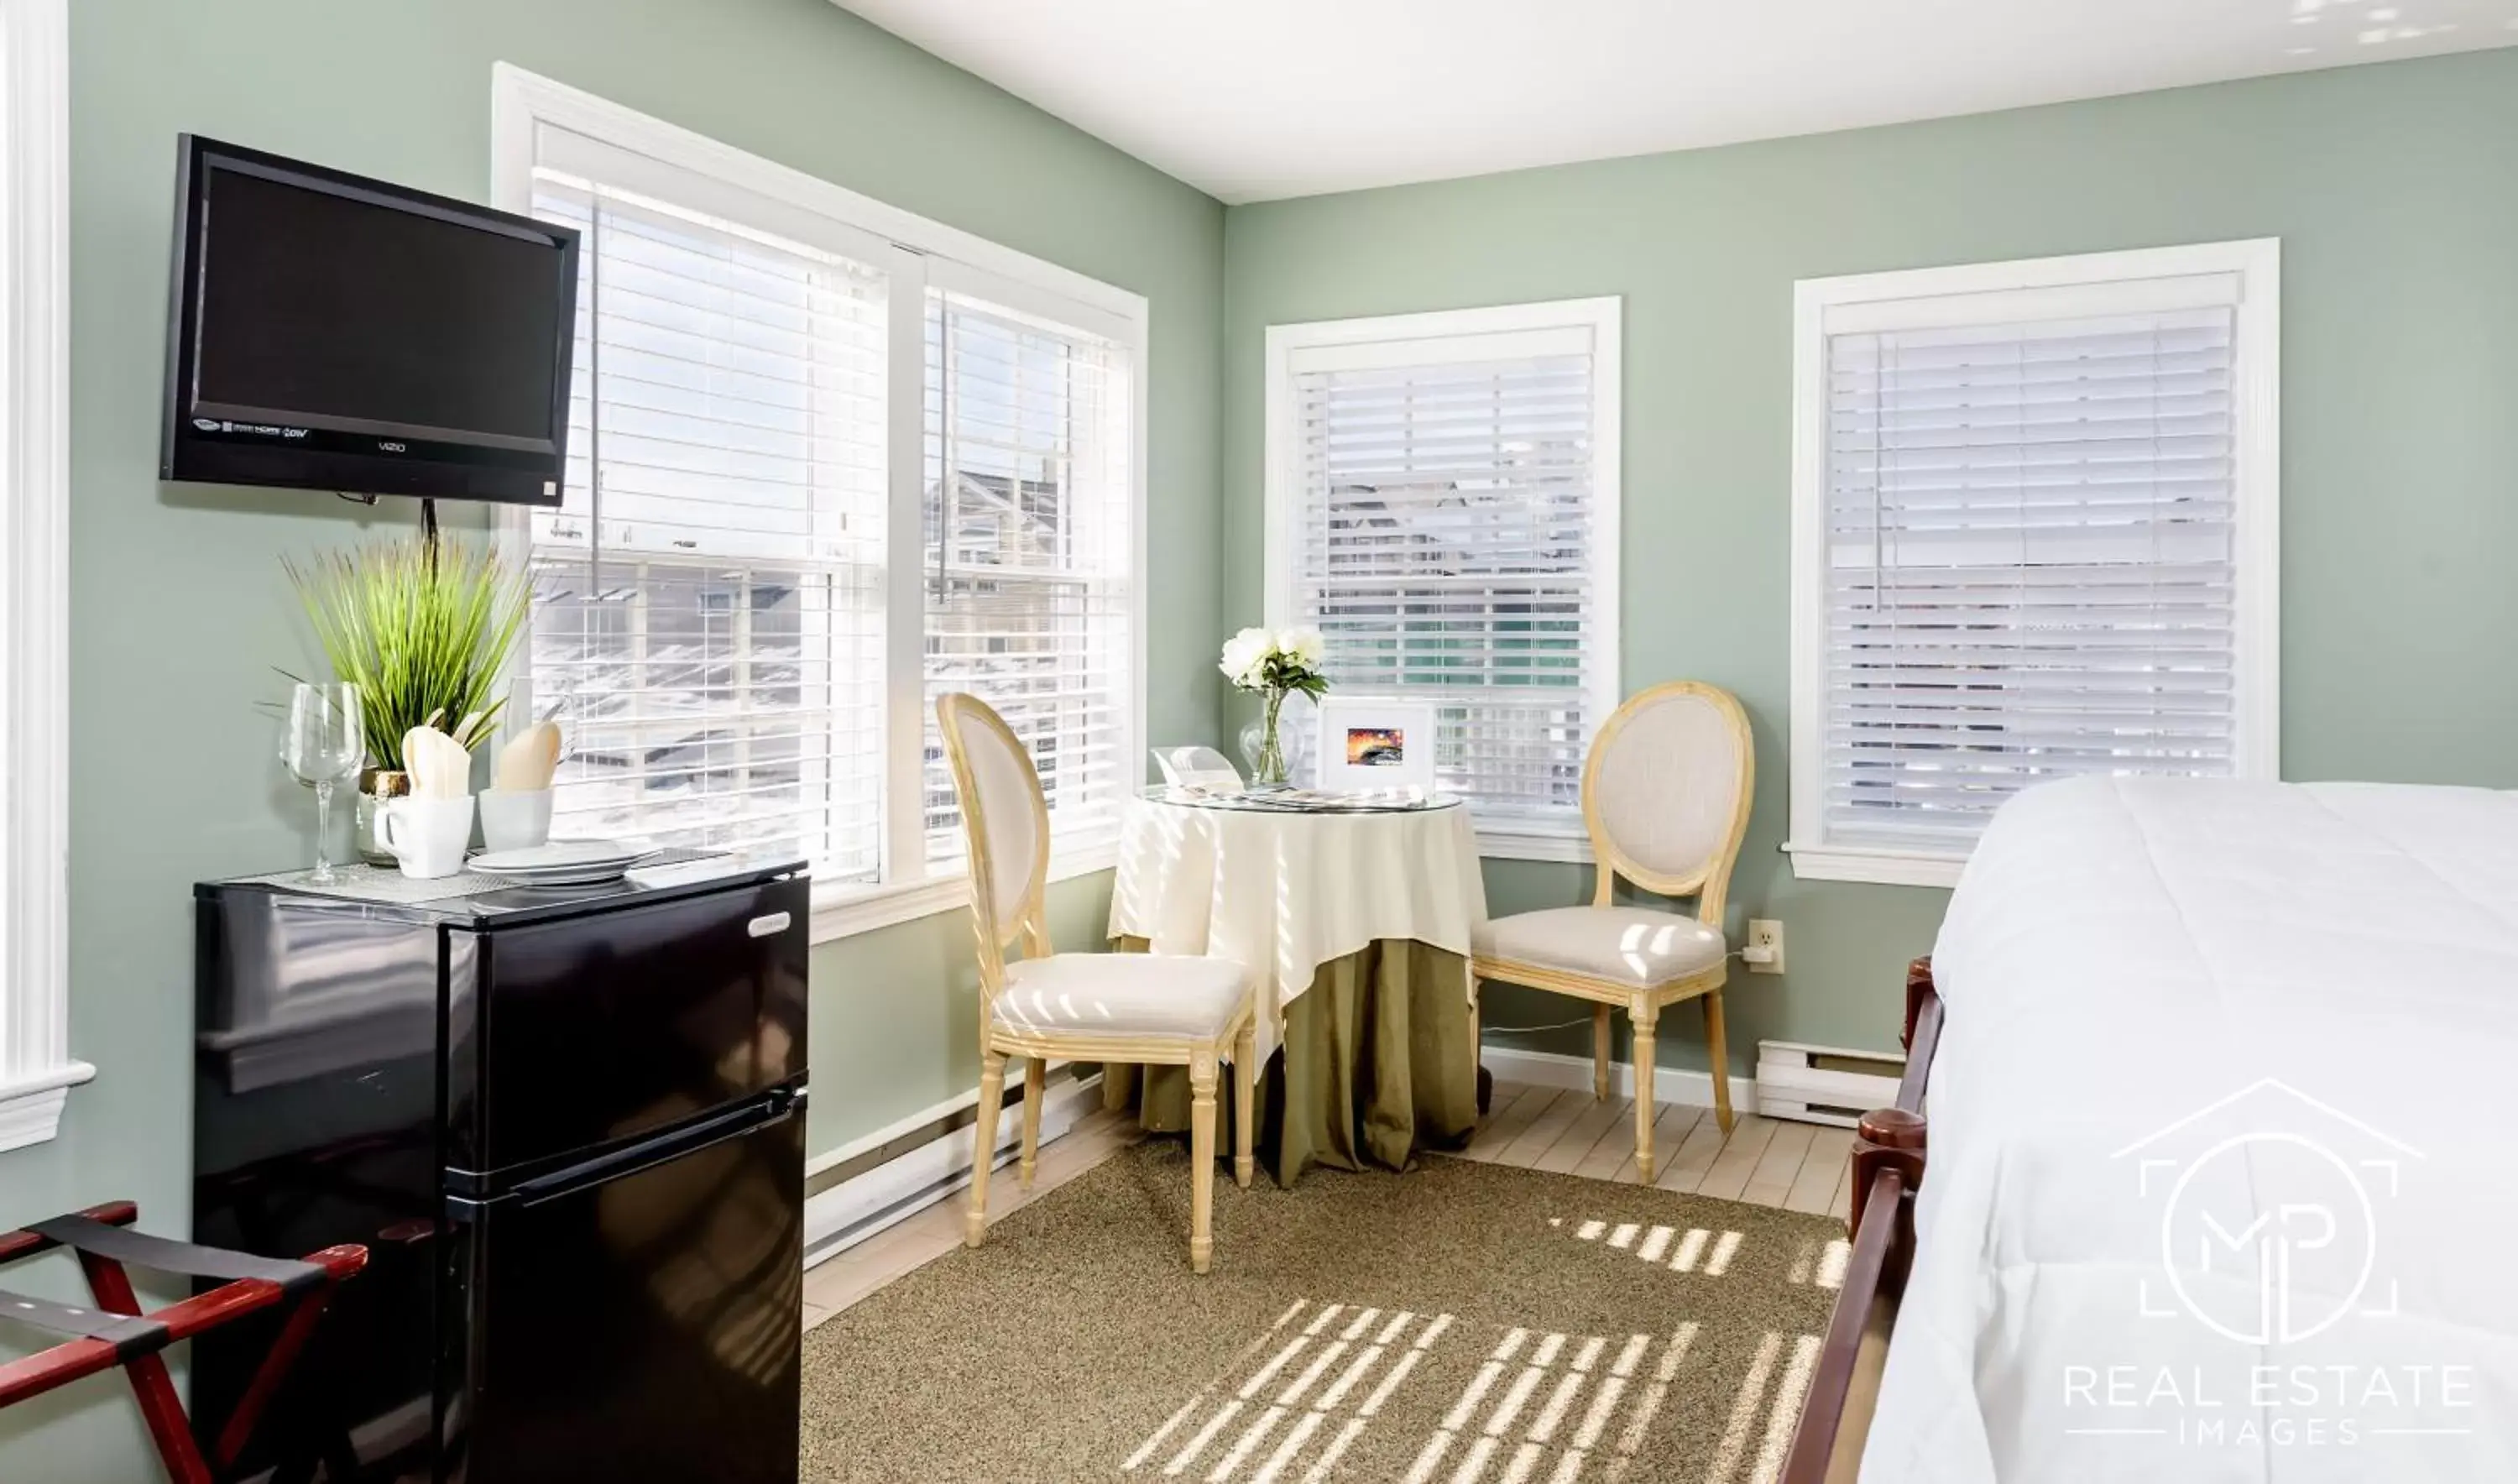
[162,136,579,506]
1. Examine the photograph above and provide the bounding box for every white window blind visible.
[499,76,1148,934]
[525,164,889,881]
[1791,243,2279,883]
[1274,303,1620,844]
[922,287,1135,865]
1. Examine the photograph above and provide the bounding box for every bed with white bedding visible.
[1857,776,2518,1483]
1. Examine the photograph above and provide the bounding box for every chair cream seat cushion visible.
[1472,907,1727,989]
[994,953,1250,1042]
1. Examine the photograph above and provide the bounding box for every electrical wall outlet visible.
[1746,918,1785,975]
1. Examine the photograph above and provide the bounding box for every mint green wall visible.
[1220,49,2518,1072]
[804,875,1117,1152]
[13,12,2518,1473]
[2,0,1219,1473]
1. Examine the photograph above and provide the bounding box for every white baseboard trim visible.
[802,1069,1100,1270]
[1479,1043,1755,1114]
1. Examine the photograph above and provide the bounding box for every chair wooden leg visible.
[1468,979,1483,1092]
[1705,989,1734,1134]
[1188,1053,1220,1274]
[1019,1058,1045,1187]
[1233,1023,1256,1189]
[1629,997,1660,1183]
[1592,1005,1613,1100]
[967,1050,1006,1248]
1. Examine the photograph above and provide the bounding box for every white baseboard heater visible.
[1753,1041,1904,1127]
[801,1064,1101,1270]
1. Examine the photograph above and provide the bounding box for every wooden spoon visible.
[531,720,562,789]
[494,726,535,791]
[402,728,437,796]
[437,728,473,797]
[497,721,562,791]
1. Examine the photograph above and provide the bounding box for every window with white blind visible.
[922,286,1136,866]
[523,166,891,883]
[1265,300,1621,858]
[1787,241,2280,887]
[494,67,1145,938]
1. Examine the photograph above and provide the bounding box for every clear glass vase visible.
[1246,689,1290,789]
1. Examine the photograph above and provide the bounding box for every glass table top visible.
[1136,785,1461,815]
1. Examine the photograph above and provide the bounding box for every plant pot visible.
[356,768,410,867]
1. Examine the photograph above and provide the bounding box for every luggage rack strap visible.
[26,1215,326,1297]
[0,1288,170,1359]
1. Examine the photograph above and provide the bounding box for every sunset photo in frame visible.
[1315,698,1439,792]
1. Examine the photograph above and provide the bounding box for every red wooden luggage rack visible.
[0,1202,365,1483]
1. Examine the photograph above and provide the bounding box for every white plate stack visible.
[470,839,657,886]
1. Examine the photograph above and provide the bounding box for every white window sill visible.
[0,1060,95,1154]
[1783,841,1967,889]
[810,845,1120,944]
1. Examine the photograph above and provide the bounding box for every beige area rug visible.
[801,1142,1847,1483]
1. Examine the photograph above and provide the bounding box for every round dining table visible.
[1105,786,1488,1184]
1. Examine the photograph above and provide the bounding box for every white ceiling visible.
[834,0,2518,203]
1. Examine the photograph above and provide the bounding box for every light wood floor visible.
[1454,1082,1858,1221]
[802,1078,1856,1331]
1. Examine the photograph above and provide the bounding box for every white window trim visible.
[488,65,1150,943]
[0,0,89,1152]
[1263,298,1622,861]
[1784,238,2281,887]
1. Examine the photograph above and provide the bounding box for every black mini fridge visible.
[191,860,809,1484]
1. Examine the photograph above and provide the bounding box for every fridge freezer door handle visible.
[450,1086,805,1218]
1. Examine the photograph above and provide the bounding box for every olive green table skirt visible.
[1103,938,1480,1187]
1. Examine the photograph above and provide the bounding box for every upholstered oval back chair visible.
[937,693,1258,1273]
[1469,681,1753,1182]
[1152,745,1245,791]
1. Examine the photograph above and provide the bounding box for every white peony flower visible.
[1218,626,1273,688]
[1279,625,1327,667]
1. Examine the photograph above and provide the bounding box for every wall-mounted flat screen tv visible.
[160,135,580,506]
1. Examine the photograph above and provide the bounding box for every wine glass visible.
[281,682,365,883]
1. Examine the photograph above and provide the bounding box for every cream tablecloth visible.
[1106,794,1488,1064]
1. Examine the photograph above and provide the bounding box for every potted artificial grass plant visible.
[285,533,530,864]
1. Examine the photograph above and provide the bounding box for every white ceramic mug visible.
[380,795,476,880]
[478,788,555,853]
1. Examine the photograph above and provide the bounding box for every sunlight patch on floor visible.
[1126,1298,1459,1482]
[1409,1321,1701,1484]
[1784,1238,1854,1291]
[1698,1330,1824,1484]
[1127,1298,1772,1484]
[1549,1215,1745,1276]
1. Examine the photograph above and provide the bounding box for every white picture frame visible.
[1314,698,1438,792]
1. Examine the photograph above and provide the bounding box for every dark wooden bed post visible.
[1780,956,1942,1484]
[1899,956,1936,1055]
[1848,1107,1926,1288]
